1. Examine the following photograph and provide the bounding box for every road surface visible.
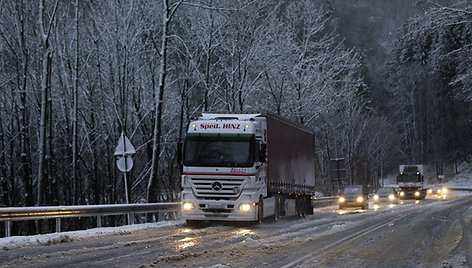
[1,194,471,267]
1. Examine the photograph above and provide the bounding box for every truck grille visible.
[190,177,246,199]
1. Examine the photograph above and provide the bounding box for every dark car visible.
[338,185,369,210]
[426,185,449,199]
[373,187,399,204]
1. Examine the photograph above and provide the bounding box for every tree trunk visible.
[72,0,80,205]
[38,0,58,206]
[14,0,35,235]
[147,0,183,221]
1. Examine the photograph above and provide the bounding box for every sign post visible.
[114,132,136,225]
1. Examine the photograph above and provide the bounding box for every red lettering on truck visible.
[200,123,220,129]
[222,123,241,129]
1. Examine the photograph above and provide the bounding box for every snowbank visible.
[0,220,184,250]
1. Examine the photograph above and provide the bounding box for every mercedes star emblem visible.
[211,181,222,191]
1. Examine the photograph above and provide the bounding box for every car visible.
[338,185,369,210]
[373,187,399,204]
[427,185,449,199]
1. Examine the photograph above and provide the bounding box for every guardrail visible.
[448,187,472,192]
[311,196,338,208]
[0,202,179,237]
[3,189,468,238]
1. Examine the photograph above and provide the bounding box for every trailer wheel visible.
[295,195,306,217]
[306,196,314,215]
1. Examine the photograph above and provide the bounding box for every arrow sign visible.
[114,133,136,156]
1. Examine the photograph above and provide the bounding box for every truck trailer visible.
[180,112,316,225]
[397,164,427,200]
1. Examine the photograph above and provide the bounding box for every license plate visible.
[208,204,225,209]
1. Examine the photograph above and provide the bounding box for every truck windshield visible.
[398,174,421,182]
[184,134,255,167]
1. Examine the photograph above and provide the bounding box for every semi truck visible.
[397,164,427,200]
[180,112,316,225]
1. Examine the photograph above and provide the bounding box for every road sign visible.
[116,155,133,172]
[114,133,136,156]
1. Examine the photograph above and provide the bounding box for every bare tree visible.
[147,0,183,215]
[37,0,58,206]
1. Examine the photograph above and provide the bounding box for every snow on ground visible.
[1,162,471,251]
[444,160,472,189]
[0,220,184,250]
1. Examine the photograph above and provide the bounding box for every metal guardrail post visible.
[5,221,11,237]
[56,218,61,233]
[97,216,102,228]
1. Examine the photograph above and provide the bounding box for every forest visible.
[0,0,471,233]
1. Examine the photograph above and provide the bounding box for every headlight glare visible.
[356,196,364,203]
[182,202,194,210]
[373,195,379,201]
[388,194,395,200]
[338,197,345,203]
[239,203,252,212]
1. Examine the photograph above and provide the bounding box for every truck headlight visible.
[182,202,194,211]
[373,195,379,201]
[239,203,252,212]
[338,197,345,203]
[356,196,364,203]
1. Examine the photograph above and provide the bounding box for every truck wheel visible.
[257,198,264,224]
[274,196,280,222]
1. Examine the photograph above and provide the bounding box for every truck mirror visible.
[177,142,183,164]
[259,144,267,163]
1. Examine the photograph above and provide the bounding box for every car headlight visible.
[239,203,252,212]
[399,191,405,197]
[414,191,420,197]
[338,197,345,203]
[182,202,195,211]
[427,189,432,194]
[356,196,364,203]
[373,195,379,201]
[442,188,448,194]
[388,194,395,200]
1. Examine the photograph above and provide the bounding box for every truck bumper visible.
[181,200,257,221]
[180,191,260,222]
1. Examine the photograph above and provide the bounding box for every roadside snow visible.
[0,220,184,250]
[445,163,472,189]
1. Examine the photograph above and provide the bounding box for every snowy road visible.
[1,194,471,268]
